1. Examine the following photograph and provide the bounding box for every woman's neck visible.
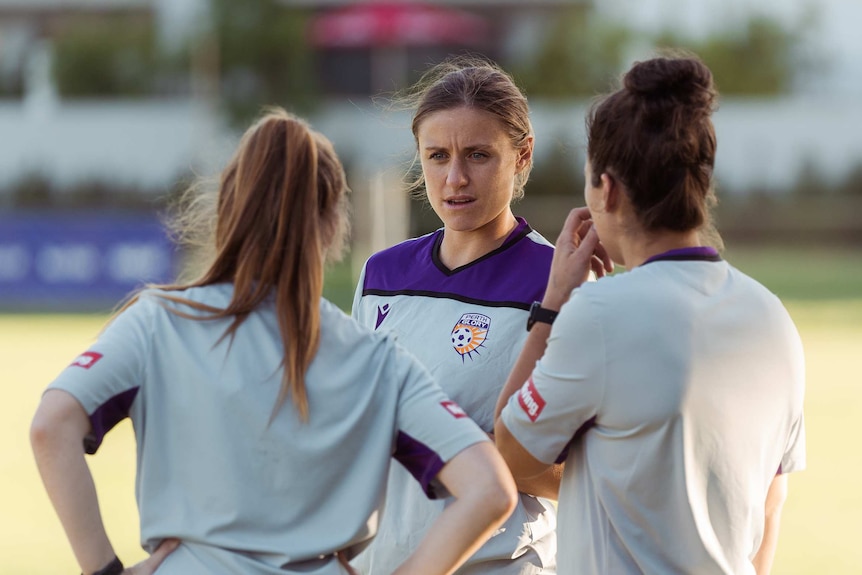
[438,213,519,270]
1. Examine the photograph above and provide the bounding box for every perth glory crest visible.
[450,312,490,360]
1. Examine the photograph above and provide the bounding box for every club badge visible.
[450,312,490,360]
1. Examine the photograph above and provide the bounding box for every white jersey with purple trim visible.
[48,284,489,575]
[351,217,557,575]
[502,252,806,575]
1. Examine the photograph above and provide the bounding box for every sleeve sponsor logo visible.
[517,378,546,422]
[441,400,468,419]
[70,351,103,369]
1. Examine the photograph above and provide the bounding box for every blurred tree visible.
[513,8,631,98]
[790,158,827,196]
[5,172,53,208]
[53,17,159,97]
[655,15,812,95]
[838,164,862,197]
[1,170,184,211]
[519,8,818,99]
[0,52,24,98]
[527,141,584,197]
[209,0,318,127]
[792,160,862,198]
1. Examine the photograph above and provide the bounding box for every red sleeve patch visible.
[70,351,103,369]
[441,400,468,419]
[517,378,546,422]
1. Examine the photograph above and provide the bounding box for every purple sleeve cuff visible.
[555,415,597,464]
[394,431,447,499]
[83,387,140,454]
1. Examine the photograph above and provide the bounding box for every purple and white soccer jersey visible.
[48,285,489,575]
[351,217,558,575]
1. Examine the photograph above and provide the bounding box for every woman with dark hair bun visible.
[494,54,806,575]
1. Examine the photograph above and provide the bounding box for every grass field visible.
[2,246,860,574]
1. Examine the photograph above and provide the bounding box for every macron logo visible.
[70,351,103,370]
[375,304,391,330]
[517,378,546,422]
[441,400,468,419]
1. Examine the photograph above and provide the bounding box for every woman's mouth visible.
[445,197,475,206]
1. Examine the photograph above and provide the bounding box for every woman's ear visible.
[600,172,620,212]
[516,137,534,173]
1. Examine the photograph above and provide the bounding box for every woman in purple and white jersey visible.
[352,57,559,575]
[30,109,518,575]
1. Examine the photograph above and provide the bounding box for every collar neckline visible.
[641,246,721,266]
[432,216,531,275]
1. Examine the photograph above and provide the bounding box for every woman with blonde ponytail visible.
[31,109,517,575]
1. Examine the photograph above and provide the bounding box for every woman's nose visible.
[446,158,468,187]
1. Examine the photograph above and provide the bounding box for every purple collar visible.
[432,216,531,275]
[641,246,721,266]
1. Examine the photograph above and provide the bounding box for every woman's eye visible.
[470,152,488,160]
[429,152,446,160]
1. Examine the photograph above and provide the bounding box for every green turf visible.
[724,244,862,300]
[323,258,357,313]
[2,314,143,573]
[5,246,860,573]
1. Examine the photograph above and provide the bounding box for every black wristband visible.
[86,556,124,575]
[526,301,559,331]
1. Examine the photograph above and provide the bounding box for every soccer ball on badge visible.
[451,326,473,350]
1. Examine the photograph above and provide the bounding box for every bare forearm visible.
[495,207,612,421]
[494,322,553,421]
[486,430,560,500]
[31,392,115,574]
[752,474,788,574]
[392,493,507,575]
[752,512,782,574]
[393,443,517,575]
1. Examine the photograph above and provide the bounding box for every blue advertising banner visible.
[0,212,180,311]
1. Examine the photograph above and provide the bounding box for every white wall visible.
[1,95,860,195]
[0,98,230,191]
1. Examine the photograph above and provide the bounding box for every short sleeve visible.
[779,316,806,475]
[389,342,489,499]
[779,412,806,474]
[501,288,606,464]
[47,295,154,453]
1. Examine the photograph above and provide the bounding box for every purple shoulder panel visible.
[394,431,447,499]
[362,219,553,306]
[83,387,140,454]
[555,415,597,464]
[363,232,442,293]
